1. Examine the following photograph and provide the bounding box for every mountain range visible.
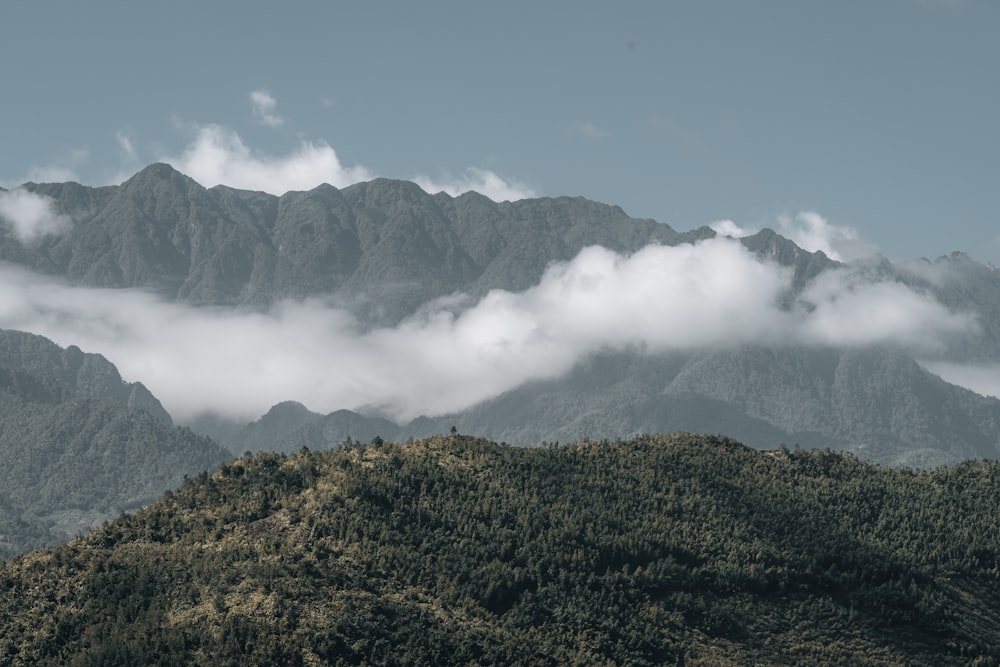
[3,163,1000,473]
[6,162,703,324]
[2,164,1000,661]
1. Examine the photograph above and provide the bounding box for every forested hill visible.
[3,434,1000,665]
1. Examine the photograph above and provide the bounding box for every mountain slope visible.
[0,331,230,559]
[666,345,1000,466]
[226,346,1000,468]
[0,329,171,423]
[1,435,999,665]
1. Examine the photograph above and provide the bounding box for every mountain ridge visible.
[4,164,1000,469]
[9,163,684,323]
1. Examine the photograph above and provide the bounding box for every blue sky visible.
[2,0,998,263]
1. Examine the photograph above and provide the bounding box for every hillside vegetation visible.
[2,434,999,665]
[0,330,230,559]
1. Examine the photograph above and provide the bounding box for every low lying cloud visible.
[0,237,976,423]
[160,124,374,194]
[796,269,972,350]
[0,190,72,242]
[711,212,877,262]
[894,256,964,286]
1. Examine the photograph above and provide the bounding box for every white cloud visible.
[777,211,877,262]
[0,238,975,423]
[567,121,608,140]
[116,130,137,161]
[894,257,960,286]
[250,89,284,128]
[7,86,536,202]
[160,124,373,194]
[413,168,536,202]
[795,267,975,350]
[710,212,877,262]
[0,190,72,242]
[157,119,534,200]
[162,96,531,199]
[709,219,754,238]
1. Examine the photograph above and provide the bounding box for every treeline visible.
[1,434,1000,665]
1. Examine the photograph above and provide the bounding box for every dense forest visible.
[2,434,999,665]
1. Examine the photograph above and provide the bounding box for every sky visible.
[1,0,998,264]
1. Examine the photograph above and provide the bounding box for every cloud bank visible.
[0,190,72,242]
[0,238,975,423]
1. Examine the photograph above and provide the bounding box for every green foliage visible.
[1,434,1000,665]
[0,329,229,560]
[0,392,229,561]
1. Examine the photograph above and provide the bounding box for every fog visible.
[0,236,976,423]
[0,190,72,242]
